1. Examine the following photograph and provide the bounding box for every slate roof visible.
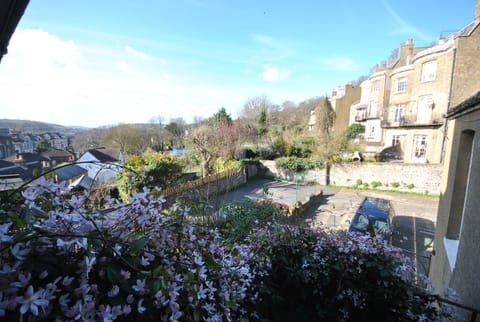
[87,148,121,163]
[0,160,15,169]
[41,148,75,159]
[0,173,23,191]
[54,164,87,181]
[78,175,95,190]
[0,0,30,63]
[4,152,48,163]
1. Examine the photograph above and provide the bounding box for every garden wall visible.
[260,161,443,195]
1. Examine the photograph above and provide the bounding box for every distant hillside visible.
[0,119,89,135]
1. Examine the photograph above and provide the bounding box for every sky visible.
[0,0,476,128]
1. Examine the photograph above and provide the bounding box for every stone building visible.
[382,39,455,163]
[429,92,480,318]
[350,40,426,155]
[428,2,480,317]
[330,83,361,133]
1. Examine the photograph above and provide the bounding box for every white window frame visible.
[368,100,378,117]
[416,95,433,123]
[397,77,407,92]
[392,135,400,146]
[394,104,404,123]
[371,80,379,93]
[421,60,437,82]
[412,135,427,162]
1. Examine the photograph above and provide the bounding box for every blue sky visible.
[0,0,476,127]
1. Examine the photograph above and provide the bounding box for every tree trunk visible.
[325,161,331,186]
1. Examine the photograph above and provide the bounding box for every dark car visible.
[348,197,395,241]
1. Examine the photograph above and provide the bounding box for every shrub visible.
[345,123,366,140]
[249,225,454,322]
[356,179,363,186]
[391,182,400,188]
[251,145,275,160]
[212,157,241,173]
[371,181,382,189]
[0,179,454,321]
[406,183,415,190]
[275,157,323,173]
[0,178,264,321]
[288,137,315,158]
[117,151,184,201]
[219,198,286,241]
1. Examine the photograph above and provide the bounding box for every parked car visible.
[374,145,402,162]
[348,197,395,241]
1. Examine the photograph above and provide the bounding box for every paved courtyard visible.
[220,178,440,276]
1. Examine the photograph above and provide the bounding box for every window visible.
[368,100,377,117]
[417,95,433,123]
[368,125,375,138]
[421,60,437,82]
[394,104,404,122]
[371,80,379,93]
[392,135,401,146]
[445,130,475,269]
[413,135,427,161]
[397,77,407,92]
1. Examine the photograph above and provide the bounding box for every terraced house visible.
[349,2,480,165]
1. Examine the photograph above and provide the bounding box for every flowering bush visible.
[0,178,264,321]
[0,178,454,321]
[247,224,453,321]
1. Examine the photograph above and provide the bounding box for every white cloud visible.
[124,45,150,60]
[262,64,291,82]
[0,29,244,127]
[322,57,358,72]
[114,61,129,71]
[382,1,432,42]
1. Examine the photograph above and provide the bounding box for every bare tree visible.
[103,124,149,155]
[313,98,341,185]
[71,128,107,155]
[188,125,218,177]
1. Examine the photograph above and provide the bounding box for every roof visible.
[4,152,48,163]
[41,148,75,159]
[86,148,121,163]
[78,175,95,190]
[54,164,87,181]
[0,173,23,191]
[447,91,480,119]
[0,159,15,169]
[0,0,30,63]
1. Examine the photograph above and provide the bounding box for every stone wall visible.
[260,160,443,194]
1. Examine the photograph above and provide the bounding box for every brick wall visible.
[261,160,442,194]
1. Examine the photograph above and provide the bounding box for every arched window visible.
[446,130,475,240]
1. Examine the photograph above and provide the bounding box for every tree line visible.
[71,94,364,179]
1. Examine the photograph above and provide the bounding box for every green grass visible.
[326,184,440,198]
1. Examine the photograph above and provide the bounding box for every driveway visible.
[302,188,439,277]
[220,179,440,277]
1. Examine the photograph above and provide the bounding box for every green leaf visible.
[130,237,147,255]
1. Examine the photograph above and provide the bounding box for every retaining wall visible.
[260,160,443,194]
